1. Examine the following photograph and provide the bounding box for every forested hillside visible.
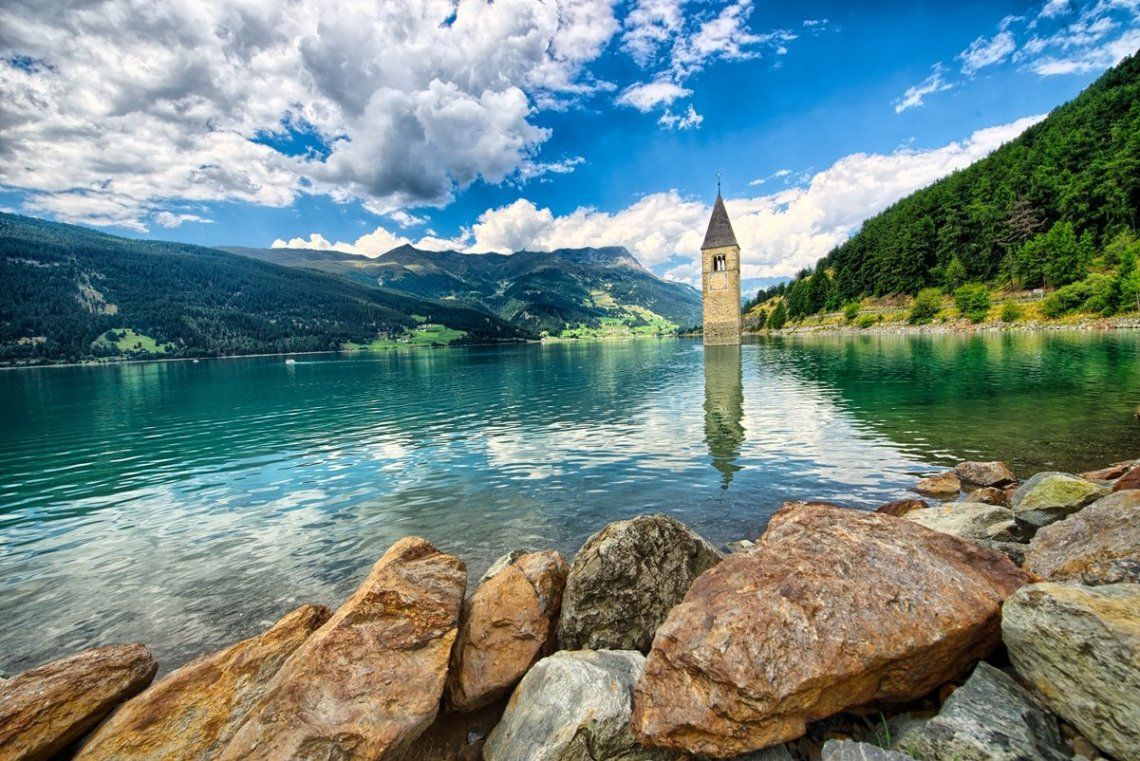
[224,244,702,336]
[0,214,529,364]
[766,51,1140,322]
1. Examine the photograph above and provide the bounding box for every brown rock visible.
[74,604,330,761]
[446,550,568,712]
[912,471,961,498]
[0,644,157,761]
[218,537,467,761]
[875,498,928,517]
[1112,466,1140,492]
[954,461,1016,488]
[1023,491,1140,585]
[1079,461,1135,482]
[966,487,1010,507]
[631,503,1029,758]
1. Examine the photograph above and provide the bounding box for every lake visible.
[2,331,1139,674]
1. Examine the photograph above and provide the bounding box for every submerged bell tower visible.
[701,183,741,345]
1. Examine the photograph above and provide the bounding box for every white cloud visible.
[658,104,703,129]
[803,18,829,28]
[0,0,618,230]
[616,80,692,111]
[1039,0,1071,18]
[271,223,467,257]
[1032,27,1140,73]
[894,64,955,113]
[153,211,211,228]
[958,31,1017,74]
[615,0,793,125]
[387,210,427,228]
[279,115,1039,283]
[465,116,1042,284]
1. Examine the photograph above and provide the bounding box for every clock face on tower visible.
[709,272,727,291]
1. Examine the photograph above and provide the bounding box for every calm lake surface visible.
[2,332,1139,673]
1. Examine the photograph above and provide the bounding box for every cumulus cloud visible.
[154,211,211,228]
[894,64,955,113]
[279,115,1042,284]
[0,0,619,230]
[271,224,467,257]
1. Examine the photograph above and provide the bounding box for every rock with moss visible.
[1010,472,1107,531]
[904,502,1017,543]
[1023,490,1140,585]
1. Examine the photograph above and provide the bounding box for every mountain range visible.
[221,243,701,336]
[0,214,698,364]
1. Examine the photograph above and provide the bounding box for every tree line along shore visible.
[1,458,1138,761]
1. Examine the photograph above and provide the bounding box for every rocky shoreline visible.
[1,459,1138,761]
[749,315,1140,337]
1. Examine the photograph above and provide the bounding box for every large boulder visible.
[1002,582,1140,761]
[954,461,1016,488]
[483,650,674,761]
[905,502,1018,542]
[1024,491,1140,585]
[875,498,928,518]
[1010,472,1107,530]
[0,644,157,761]
[218,537,466,761]
[890,662,1066,761]
[912,471,961,498]
[446,550,568,712]
[75,604,330,761]
[558,514,722,653]
[631,503,1029,758]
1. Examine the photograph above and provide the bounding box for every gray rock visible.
[822,740,914,761]
[977,540,1026,566]
[483,650,676,761]
[1011,472,1108,531]
[478,549,528,587]
[725,539,756,554]
[1002,582,1140,761]
[1024,490,1140,585]
[954,461,1016,488]
[905,502,1015,542]
[558,513,722,652]
[891,662,1066,761]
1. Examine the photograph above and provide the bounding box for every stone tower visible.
[701,189,741,345]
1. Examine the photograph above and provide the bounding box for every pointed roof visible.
[701,192,738,250]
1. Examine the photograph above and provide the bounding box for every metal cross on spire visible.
[716,171,721,195]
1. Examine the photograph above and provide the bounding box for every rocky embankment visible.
[2,462,1139,761]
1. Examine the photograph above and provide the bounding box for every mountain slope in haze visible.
[222,243,703,336]
[772,50,1140,317]
[0,214,530,364]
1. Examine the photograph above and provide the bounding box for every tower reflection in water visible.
[703,344,745,489]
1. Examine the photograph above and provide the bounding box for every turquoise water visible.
[2,332,1138,673]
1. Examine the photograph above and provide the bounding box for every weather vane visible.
[717,171,721,194]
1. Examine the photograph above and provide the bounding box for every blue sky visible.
[1,0,1137,289]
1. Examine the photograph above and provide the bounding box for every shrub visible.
[856,314,877,329]
[767,300,788,330]
[1000,302,1023,322]
[908,288,943,324]
[843,302,860,321]
[953,284,991,323]
[1041,279,1094,318]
